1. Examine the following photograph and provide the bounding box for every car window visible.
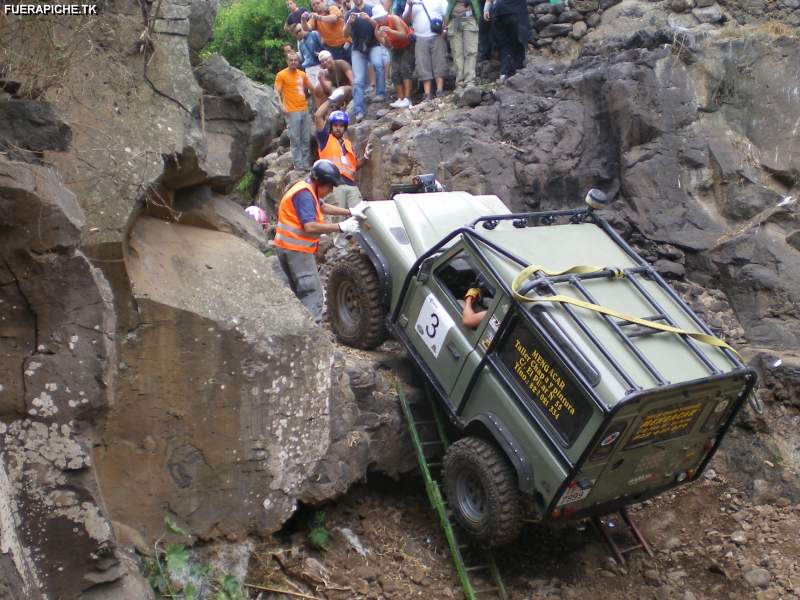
[496,316,593,445]
[435,251,496,313]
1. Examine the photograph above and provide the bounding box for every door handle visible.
[446,342,461,360]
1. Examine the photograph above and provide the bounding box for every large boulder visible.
[195,54,283,190]
[93,217,335,539]
[0,156,146,599]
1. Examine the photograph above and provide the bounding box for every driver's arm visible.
[462,296,487,329]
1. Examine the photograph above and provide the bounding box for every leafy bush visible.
[207,0,295,85]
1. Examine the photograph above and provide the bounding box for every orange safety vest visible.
[272,180,323,253]
[318,133,357,182]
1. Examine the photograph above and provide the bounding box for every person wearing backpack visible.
[375,5,415,108]
[446,0,481,90]
[404,0,449,101]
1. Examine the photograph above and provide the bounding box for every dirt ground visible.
[247,424,800,600]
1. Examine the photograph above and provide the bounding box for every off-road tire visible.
[327,250,388,349]
[443,436,523,547]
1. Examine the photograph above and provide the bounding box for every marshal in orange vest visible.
[318,133,357,182]
[272,180,323,254]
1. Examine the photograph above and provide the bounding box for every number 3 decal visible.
[414,294,454,358]
[425,313,439,338]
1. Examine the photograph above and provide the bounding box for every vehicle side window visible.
[496,316,593,446]
[434,251,496,318]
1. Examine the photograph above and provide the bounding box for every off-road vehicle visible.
[327,188,756,547]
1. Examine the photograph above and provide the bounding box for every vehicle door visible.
[399,244,500,407]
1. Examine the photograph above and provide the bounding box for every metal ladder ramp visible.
[397,384,508,600]
[590,507,654,564]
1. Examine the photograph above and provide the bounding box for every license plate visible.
[556,484,592,507]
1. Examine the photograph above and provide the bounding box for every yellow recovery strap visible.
[510,264,741,359]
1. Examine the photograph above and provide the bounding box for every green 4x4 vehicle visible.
[326,188,757,547]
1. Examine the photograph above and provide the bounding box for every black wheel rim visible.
[456,470,486,526]
[335,279,360,333]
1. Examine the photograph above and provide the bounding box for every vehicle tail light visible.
[551,508,562,519]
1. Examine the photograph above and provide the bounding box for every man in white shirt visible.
[403,0,449,100]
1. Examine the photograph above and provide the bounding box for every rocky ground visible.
[241,309,800,600]
[244,392,799,600]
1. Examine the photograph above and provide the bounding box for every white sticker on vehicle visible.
[414,293,455,358]
[556,483,593,507]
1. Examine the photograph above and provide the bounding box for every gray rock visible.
[694,0,715,6]
[188,0,220,64]
[534,2,553,13]
[586,11,602,25]
[730,530,747,544]
[643,569,662,585]
[670,0,694,12]
[173,185,269,252]
[538,23,574,37]
[0,100,72,156]
[96,216,335,540]
[664,536,682,550]
[743,567,770,588]
[693,4,724,22]
[535,13,558,28]
[558,9,583,22]
[571,0,599,11]
[456,86,484,108]
[0,155,143,599]
[571,21,588,39]
[654,259,685,279]
[0,158,84,252]
[784,229,799,250]
[195,55,283,190]
[600,0,622,9]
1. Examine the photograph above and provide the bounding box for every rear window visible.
[497,318,593,445]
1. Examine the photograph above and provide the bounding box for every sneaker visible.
[355,113,365,123]
[435,90,445,98]
[390,98,410,108]
[423,93,433,102]
[374,95,386,102]
[498,74,507,85]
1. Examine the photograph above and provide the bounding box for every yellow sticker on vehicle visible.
[626,402,704,448]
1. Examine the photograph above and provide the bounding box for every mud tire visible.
[327,250,387,349]
[443,436,523,547]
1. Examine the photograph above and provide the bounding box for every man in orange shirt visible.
[302,0,351,62]
[274,53,315,170]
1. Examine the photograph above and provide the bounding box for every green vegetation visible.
[307,511,331,551]
[207,0,295,85]
[141,517,247,600]
[236,170,255,198]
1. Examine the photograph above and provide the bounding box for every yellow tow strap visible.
[511,264,740,359]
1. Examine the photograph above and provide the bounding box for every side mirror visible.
[585,188,609,210]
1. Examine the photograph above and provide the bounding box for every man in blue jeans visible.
[343,0,386,121]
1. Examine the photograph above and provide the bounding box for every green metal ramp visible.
[397,384,508,600]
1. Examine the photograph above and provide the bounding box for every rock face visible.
[358,28,800,357]
[94,217,334,539]
[0,155,139,598]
